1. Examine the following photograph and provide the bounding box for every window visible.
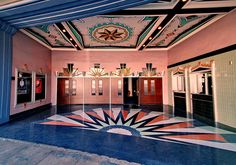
[98,80,103,95]
[16,71,32,104]
[118,80,122,96]
[65,80,69,95]
[91,80,96,95]
[35,74,46,100]
[144,80,148,95]
[150,80,155,95]
[72,80,77,95]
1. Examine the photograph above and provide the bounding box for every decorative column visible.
[0,20,17,124]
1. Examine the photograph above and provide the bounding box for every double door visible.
[57,77,163,105]
[139,78,163,105]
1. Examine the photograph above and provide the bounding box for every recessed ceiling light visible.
[182,0,187,2]
[75,44,78,47]
[158,26,162,30]
[62,29,66,32]
[70,38,73,41]
[149,37,153,40]
[143,45,146,47]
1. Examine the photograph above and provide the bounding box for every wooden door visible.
[57,78,69,105]
[140,78,163,105]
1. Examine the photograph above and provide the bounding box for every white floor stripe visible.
[158,127,216,133]
[126,109,141,120]
[112,108,121,120]
[165,137,236,152]
[73,110,93,122]
[47,115,85,126]
[94,108,106,121]
[153,118,192,125]
[136,111,163,122]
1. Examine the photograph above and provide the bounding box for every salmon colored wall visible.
[10,32,51,115]
[168,10,236,65]
[51,50,168,105]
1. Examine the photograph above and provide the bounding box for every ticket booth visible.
[172,67,187,117]
[189,61,215,124]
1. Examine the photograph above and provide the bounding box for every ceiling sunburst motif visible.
[89,22,132,44]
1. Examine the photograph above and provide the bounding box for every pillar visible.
[0,20,17,124]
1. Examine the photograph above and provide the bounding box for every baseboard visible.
[217,122,236,133]
[10,103,51,121]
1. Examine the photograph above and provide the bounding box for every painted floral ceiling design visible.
[21,0,236,50]
[70,16,156,48]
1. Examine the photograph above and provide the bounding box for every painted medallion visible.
[89,22,133,44]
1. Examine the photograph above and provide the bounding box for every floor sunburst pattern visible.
[38,108,236,152]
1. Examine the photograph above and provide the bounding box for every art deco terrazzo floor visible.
[1,105,236,165]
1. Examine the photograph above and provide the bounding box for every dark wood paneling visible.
[174,92,186,117]
[192,94,214,123]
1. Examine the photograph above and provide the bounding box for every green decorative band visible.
[25,29,51,47]
[67,22,84,46]
[137,17,159,46]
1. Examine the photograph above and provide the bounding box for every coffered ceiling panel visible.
[19,0,236,51]
[25,25,73,48]
[69,16,158,48]
[148,14,220,48]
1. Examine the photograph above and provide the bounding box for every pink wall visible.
[51,50,168,105]
[168,10,236,65]
[11,31,51,115]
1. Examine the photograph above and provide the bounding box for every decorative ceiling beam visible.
[139,0,190,51]
[20,29,53,50]
[0,0,158,28]
[20,29,78,51]
[55,23,81,50]
[136,16,167,50]
[104,7,235,15]
[61,22,84,50]
[167,13,227,50]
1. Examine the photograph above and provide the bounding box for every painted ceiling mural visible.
[148,14,218,47]
[26,25,73,48]
[20,0,236,50]
[70,16,156,48]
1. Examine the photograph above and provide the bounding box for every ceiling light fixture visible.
[182,0,187,2]
[158,26,162,30]
[70,38,73,41]
[62,29,66,32]
[75,44,78,47]
[149,37,153,40]
[143,45,146,47]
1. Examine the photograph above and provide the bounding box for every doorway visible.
[123,78,139,105]
[57,78,77,105]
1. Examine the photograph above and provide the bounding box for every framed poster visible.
[35,74,46,100]
[16,70,33,104]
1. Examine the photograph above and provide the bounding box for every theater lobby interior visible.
[1,0,236,164]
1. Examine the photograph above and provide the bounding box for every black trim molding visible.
[168,44,236,68]
[10,103,51,121]
[217,122,236,133]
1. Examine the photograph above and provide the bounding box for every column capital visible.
[0,19,17,35]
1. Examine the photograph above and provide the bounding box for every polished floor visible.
[0,105,236,165]
[0,138,139,165]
